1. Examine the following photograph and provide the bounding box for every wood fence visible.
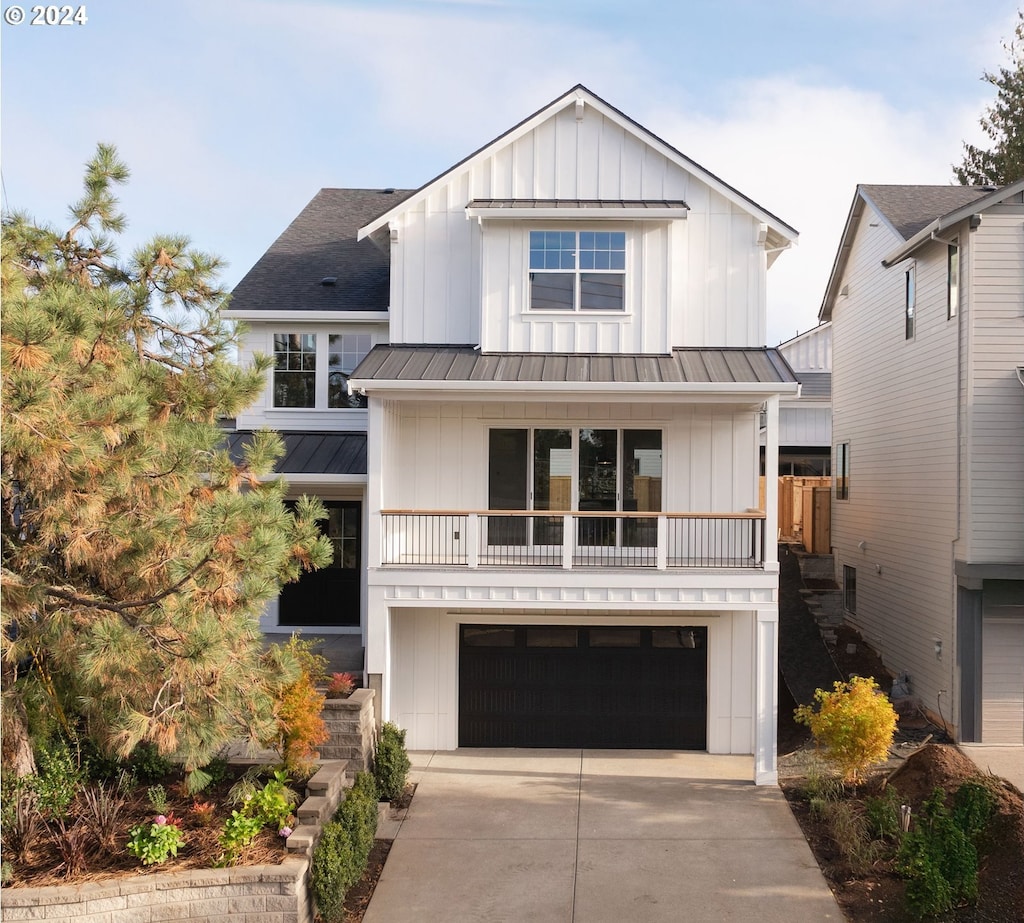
[760,476,832,554]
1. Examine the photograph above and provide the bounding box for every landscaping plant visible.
[897,782,995,919]
[126,813,185,866]
[374,721,411,803]
[1,144,333,782]
[310,772,379,923]
[794,676,898,782]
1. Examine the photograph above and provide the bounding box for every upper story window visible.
[272,332,371,409]
[947,241,959,319]
[905,266,916,339]
[273,333,317,407]
[329,334,372,408]
[529,230,625,312]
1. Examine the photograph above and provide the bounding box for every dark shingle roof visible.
[859,185,992,240]
[351,345,797,386]
[226,431,367,475]
[228,189,413,313]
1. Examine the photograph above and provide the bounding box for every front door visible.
[278,500,361,626]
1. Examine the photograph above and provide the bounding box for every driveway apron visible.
[362,750,841,923]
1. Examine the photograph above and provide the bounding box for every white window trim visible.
[525,227,632,316]
[268,327,377,411]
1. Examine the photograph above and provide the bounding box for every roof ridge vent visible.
[320,276,337,286]
[382,187,395,194]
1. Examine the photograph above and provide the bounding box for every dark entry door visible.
[278,501,360,626]
[458,625,707,749]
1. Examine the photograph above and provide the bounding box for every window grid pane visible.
[529,230,625,312]
[273,333,317,408]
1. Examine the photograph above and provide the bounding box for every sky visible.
[2,0,1020,345]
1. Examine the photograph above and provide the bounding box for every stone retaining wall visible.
[319,687,376,773]
[0,860,312,923]
[1,744,369,923]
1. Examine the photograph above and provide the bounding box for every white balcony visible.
[380,510,766,570]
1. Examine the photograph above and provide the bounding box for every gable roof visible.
[860,185,991,240]
[225,188,413,316]
[819,181,1024,321]
[357,85,798,249]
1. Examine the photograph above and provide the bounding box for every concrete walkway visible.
[960,744,1024,792]
[363,750,842,922]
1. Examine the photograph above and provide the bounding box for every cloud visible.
[646,78,988,343]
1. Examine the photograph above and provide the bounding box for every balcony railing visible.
[380,510,765,569]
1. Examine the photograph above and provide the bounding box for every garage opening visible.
[458,625,707,749]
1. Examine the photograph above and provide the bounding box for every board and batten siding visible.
[376,400,760,516]
[963,206,1024,563]
[387,104,768,351]
[389,607,757,755]
[831,218,961,730]
[778,405,831,446]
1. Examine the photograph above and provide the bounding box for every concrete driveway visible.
[363,750,841,922]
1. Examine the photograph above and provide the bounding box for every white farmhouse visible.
[820,181,1024,744]
[225,86,800,783]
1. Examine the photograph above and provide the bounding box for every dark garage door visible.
[459,625,707,749]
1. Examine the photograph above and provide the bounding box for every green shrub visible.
[128,742,173,783]
[310,772,380,923]
[374,722,411,803]
[864,786,905,841]
[898,785,990,919]
[248,769,298,830]
[126,815,185,866]
[217,810,265,866]
[34,740,83,820]
[311,821,355,923]
[794,676,897,782]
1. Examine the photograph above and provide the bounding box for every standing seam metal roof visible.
[350,345,797,386]
[226,431,367,476]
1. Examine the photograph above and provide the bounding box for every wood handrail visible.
[380,509,766,519]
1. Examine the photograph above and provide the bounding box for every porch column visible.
[763,394,780,568]
[754,606,779,785]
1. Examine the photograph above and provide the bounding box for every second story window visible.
[273,332,372,409]
[273,333,317,407]
[529,230,625,312]
[329,334,371,408]
[905,265,916,339]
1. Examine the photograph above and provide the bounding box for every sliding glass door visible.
[487,427,662,550]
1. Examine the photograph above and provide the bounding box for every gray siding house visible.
[820,181,1024,744]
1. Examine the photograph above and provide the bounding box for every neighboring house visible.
[762,322,832,476]
[820,181,1024,745]
[226,86,800,783]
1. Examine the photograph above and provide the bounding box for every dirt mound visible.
[886,744,1024,922]
[886,743,980,803]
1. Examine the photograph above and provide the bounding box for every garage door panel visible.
[459,625,707,749]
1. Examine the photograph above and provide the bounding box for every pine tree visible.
[954,12,1024,186]
[1,145,333,776]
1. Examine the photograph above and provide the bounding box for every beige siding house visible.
[820,181,1024,745]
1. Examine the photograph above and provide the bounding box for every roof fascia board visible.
[881,177,1024,267]
[358,85,798,245]
[223,310,390,322]
[357,89,581,241]
[348,379,799,398]
[818,190,865,323]
[465,205,689,221]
